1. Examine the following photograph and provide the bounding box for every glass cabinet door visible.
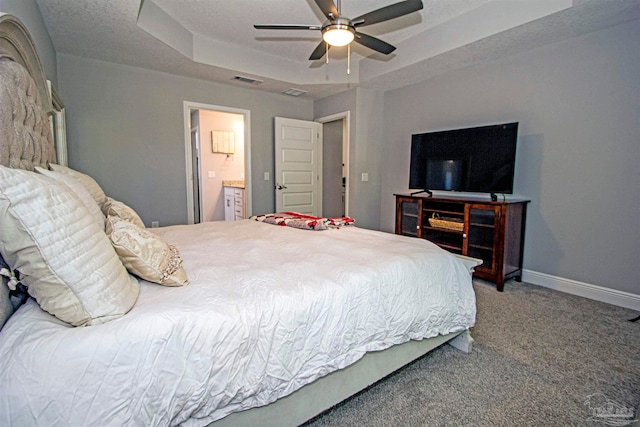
[396,198,421,237]
[464,204,500,274]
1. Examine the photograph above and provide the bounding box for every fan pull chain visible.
[326,42,329,64]
[347,43,351,75]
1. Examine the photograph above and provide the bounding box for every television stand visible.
[394,193,529,291]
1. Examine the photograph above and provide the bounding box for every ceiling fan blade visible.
[254,24,321,30]
[314,0,339,19]
[309,41,330,61]
[354,32,396,55]
[353,0,423,27]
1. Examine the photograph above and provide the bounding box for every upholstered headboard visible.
[0,13,56,170]
[0,13,56,328]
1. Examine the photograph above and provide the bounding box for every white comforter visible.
[0,220,475,426]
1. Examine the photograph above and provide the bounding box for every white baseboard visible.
[522,269,640,311]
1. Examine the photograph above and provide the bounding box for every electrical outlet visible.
[361,172,369,182]
[208,171,215,179]
[151,221,159,228]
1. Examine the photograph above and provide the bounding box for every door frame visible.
[190,125,202,223]
[316,111,351,217]
[183,101,252,224]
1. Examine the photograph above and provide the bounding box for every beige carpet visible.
[305,279,640,426]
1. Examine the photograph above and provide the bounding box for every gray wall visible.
[379,20,640,294]
[57,54,314,226]
[353,88,384,230]
[0,0,56,84]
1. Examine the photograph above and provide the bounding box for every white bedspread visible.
[0,220,475,426]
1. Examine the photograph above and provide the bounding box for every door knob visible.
[276,183,288,190]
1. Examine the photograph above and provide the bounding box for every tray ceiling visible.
[36,0,640,99]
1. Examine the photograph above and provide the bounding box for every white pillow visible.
[49,163,108,210]
[34,166,105,231]
[0,165,139,326]
[106,216,189,287]
[103,197,145,228]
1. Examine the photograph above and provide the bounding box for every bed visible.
[0,13,480,427]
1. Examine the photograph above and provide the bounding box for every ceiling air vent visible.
[232,75,263,85]
[282,88,307,97]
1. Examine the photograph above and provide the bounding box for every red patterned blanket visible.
[250,212,355,230]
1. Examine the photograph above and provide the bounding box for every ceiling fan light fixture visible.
[255,0,424,60]
[322,24,354,47]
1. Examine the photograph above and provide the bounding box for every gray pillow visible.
[0,254,26,329]
[0,271,12,330]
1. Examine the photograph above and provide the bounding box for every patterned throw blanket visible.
[250,212,355,230]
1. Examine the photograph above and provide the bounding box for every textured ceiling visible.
[150,0,490,61]
[35,0,640,99]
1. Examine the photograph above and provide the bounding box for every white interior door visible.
[275,117,322,216]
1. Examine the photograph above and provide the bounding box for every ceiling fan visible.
[254,0,424,61]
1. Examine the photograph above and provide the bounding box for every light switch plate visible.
[361,172,369,182]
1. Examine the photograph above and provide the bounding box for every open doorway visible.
[183,102,251,224]
[317,112,350,217]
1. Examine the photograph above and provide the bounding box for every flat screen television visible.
[409,122,518,196]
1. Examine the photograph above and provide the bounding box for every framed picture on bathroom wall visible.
[211,130,235,154]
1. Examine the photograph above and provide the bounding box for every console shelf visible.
[395,194,529,291]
